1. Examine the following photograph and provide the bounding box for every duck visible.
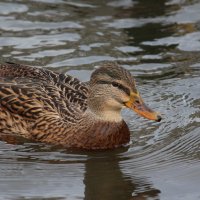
[0,62,161,149]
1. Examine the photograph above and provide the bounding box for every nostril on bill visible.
[156,115,162,122]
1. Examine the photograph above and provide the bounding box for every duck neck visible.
[86,107,123,123]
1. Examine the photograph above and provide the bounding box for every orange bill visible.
[125,92,162,122]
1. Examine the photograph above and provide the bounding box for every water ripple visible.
[0,19,83,31]
[0,2,28,15]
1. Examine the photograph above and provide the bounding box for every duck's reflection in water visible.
[0,135,160,200]
[83,148,160,200]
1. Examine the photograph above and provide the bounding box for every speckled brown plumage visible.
[0,62,162,149]
[0,62,131,149]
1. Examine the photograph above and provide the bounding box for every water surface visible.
[0,0,200,199]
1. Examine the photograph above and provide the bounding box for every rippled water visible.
[0,0,200,199]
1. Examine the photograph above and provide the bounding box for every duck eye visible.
[111,82,120,88]
[111,82,130,96]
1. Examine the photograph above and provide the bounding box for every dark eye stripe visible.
[112,82,130,96]
[96,80,111,85]
[96,80,130,96]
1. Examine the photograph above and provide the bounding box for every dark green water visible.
[0,0,200,199]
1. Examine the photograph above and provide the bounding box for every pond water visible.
[0,0,200,199]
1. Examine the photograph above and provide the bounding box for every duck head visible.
[88,62,162,122]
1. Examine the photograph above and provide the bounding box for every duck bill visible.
[125,92,161,122]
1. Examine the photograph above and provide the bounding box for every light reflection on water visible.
[0,0,200,199]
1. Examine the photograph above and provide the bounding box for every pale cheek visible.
[113,91,129,101]
[106,98,122,109]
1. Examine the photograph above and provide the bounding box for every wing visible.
[0,63,90,139]
[0,76,87,122]
[0,77,51,120]
[0,61,90,120]
[0,62,89,108]
[0,62,88,98]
